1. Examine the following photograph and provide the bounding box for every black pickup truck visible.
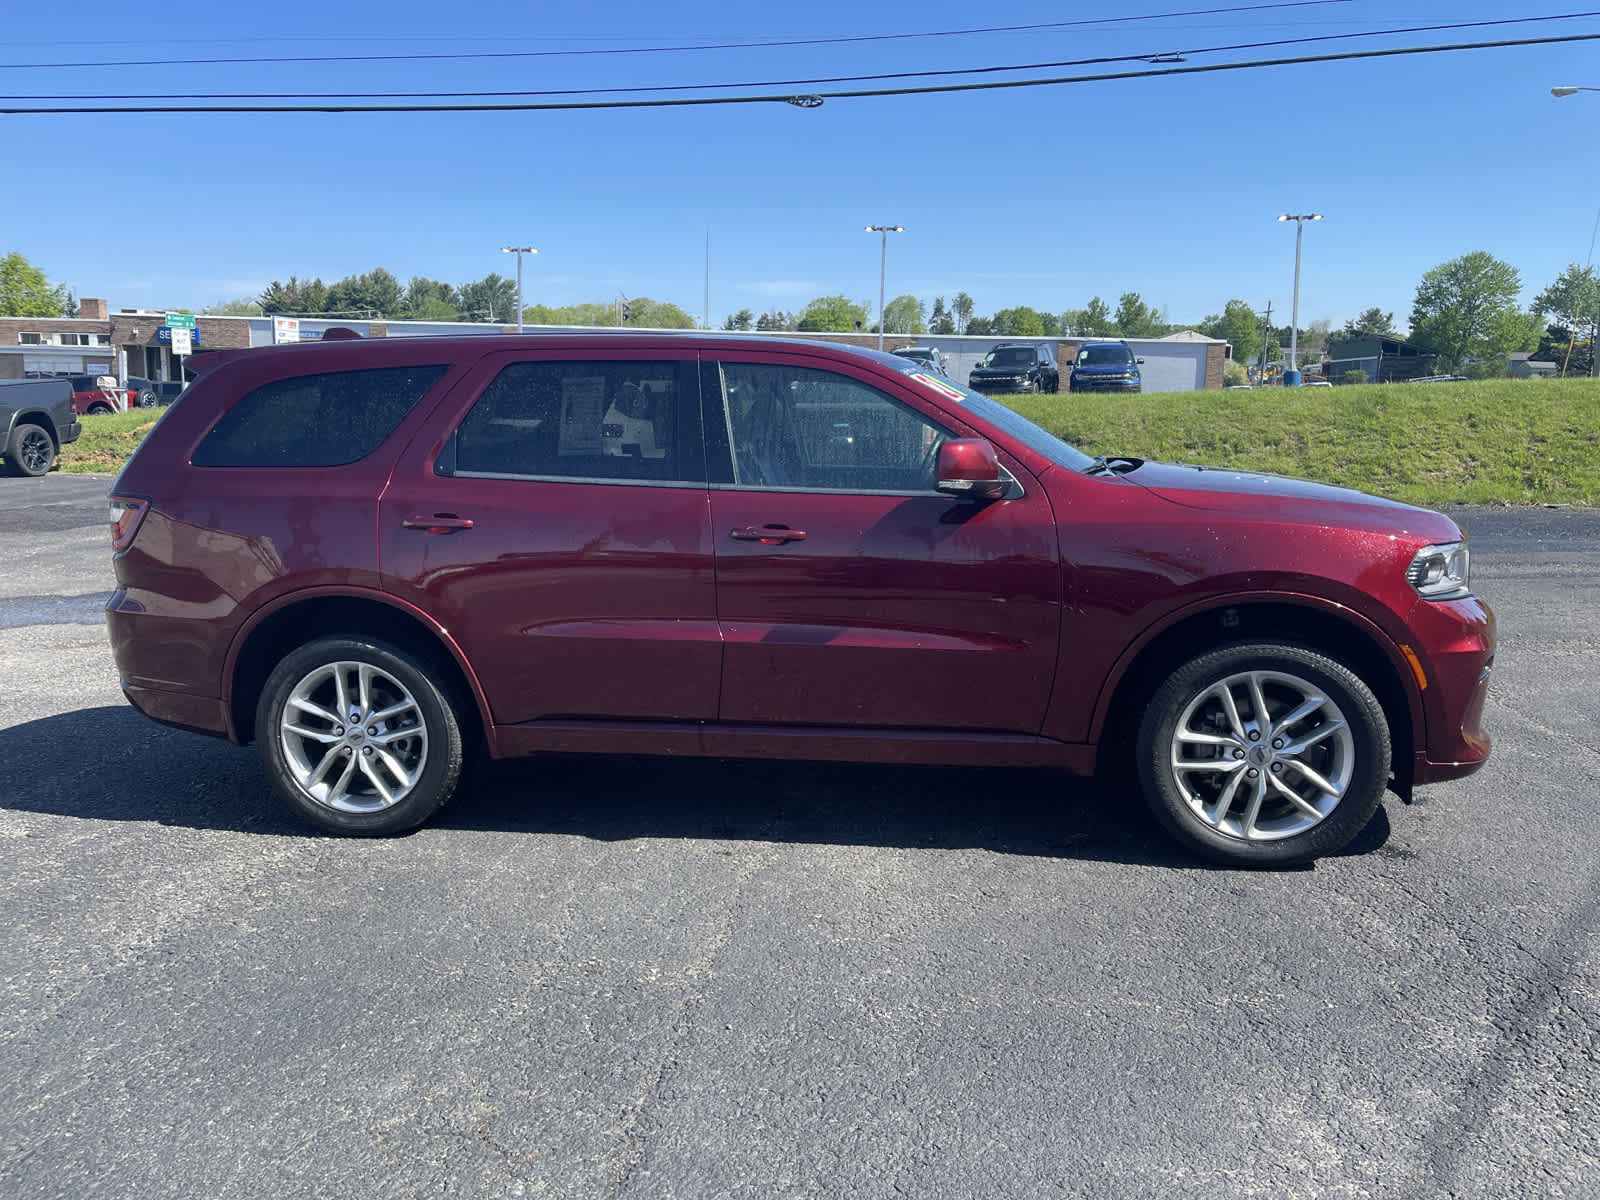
[1,378,82,476]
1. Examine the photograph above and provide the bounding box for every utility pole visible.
[1257,300,1273,383]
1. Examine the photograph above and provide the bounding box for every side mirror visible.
[935,438,1007,500]
[1136,357,1145,364]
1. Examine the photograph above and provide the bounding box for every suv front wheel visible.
[256,636,466,835]
[1136,642,1390,866]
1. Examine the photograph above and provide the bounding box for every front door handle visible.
[729,525,807,545]
[402,514,475,533]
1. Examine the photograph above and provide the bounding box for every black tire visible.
[3,422,56,477]
[86,402,113,416]
[135,389,158,409]
[255,636,466,835]
[1135,642,1390,867]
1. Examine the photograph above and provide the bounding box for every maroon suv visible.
[106,333,1493,865]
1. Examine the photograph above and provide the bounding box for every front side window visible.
[450,360,699,484]
[717,362,947,492]
[192,365,447,468]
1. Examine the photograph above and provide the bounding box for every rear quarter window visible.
[191,365,446,468]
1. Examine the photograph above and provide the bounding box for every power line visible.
[4,13,1591,102]
[4,32,1596,115]
[0,1,1355,71]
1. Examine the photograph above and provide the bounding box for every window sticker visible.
[558,375,607,456]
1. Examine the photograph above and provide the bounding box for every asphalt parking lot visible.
[3,473,1598,1199]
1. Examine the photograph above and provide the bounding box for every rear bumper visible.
[119,681,231,739]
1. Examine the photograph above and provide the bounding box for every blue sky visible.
[6,1,1599,330]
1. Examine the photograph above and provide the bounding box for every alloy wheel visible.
[1166,668,1356,841]
[278,660,430,814]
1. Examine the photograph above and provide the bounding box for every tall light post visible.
[1552,87,1600,375]
[500,245,537,333]
[864,224,904,350]
[1276,213,1322,384]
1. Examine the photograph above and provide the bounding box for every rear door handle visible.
[402,514,475,533]
[729,525,807,545]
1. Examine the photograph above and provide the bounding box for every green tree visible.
[202,297,264,316]
[0,251,69,316]
[457,274,518,323]
[723,308,755,331]
[952,292,975,334]
[403,276,460,320]
[1062,296,1113,337]
[1339,307,1398,339]
[627,297,695,328]
[1531,263,1600,375]
[990,305,1046,337]
[797,294,869,333]
[965,315,994,336]
[929,296,954,335]
[1199,299,1260,363]
[1409,251,1533,371]
[881,294,926,335]
[326,268,404,318]
[1113,291,1164,337]
[258,276,329,315]
[756,309,796,331]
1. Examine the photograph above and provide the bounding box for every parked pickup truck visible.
[1,378,82,476]
[67,373,134,416]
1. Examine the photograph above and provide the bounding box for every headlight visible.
[1406,541,1470,599]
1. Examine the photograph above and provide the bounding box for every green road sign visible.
[163,311,196,329]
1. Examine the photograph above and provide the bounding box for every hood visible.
[1125,460,1461,539]
[1073,361,1137,373]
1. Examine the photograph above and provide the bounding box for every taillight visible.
[109,496,149,551]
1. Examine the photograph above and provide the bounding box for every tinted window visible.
[1078,346,1134,366]
[451,360,699,484]
[193,365,446,468]
[985,348,1037,369]
[717,362,947,491]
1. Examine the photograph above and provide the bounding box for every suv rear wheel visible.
[256,636,466,835]
[1136,642,1390,866]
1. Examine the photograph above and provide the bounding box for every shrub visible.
[1342,369,1369,386]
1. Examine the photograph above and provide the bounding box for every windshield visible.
[1077,346,1134,366]
[894,349,934,362]
[981,348,1036,369]
[900,367,1095,472]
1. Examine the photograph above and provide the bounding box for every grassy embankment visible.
[1007,377,1600,506]
[55,378,1600,506]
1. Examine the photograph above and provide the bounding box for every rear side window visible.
[447,360,701,484]
[192,365,446,468]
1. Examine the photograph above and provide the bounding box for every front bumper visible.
[1070,376,1141,392]
[969,376,1036,393]
[1407,595,1495,785]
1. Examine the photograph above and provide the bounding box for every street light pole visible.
[864,224,904,350]
[500,245,537,333]
[1276,213,1321,383]
[1552,87,1600,375]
